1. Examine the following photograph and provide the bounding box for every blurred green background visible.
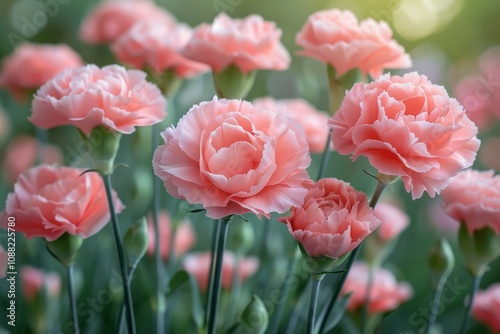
[0,0,500,333]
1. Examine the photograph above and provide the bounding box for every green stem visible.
[67,264,79,334]
[361,267,374,334]
[317,181,386,334]
[426,276,447,334]
[117,263,140,333]
[459,274,482,334]
[316,134,332,181]
[204,219,222,327]
[207,217,230,334]
[103,174,136,334]
[284,279,310,334]
[267,246,299,334]
[326,64,342,115]
[151,123,165,334]
[307,278,322,334]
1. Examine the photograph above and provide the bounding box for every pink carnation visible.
[0,165,124,241]
[182,13,290,73]
[280,178,381,258]
[147,211,196,261]
[0,43,83,101]
[21,266,61,302]
[80,0,175,44]
[253,97,330,153]
[454,75,493,131]
[30,64,166,135]
[112,20,209,78]
[3,136,63,184]
[342,262,413,314]
[330,72,480,199]
[296,9,411,78]
[183,251,259,292]
[373,202,409,241]
[441,169,500,234]
[153,97,312,219]
[473,283,500,333]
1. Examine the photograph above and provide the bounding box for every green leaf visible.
[166,270,190,297]
[323,292,352,333]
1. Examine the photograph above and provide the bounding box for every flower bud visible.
[458,223,500,276]
[80,126,122,175]
[240,295,269,334]
[228,218,255,255]
[213,64,256,99]
[124,217,149,270]
[46,233,83,267]
[427,238,454,288]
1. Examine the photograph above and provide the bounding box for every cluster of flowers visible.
[0,0,499,333]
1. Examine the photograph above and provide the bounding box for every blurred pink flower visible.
[30,64,166,135]
[280,178,380,258]
[183,251,259,292]
[295,9,411,78]
[153,97,312,219]
[112,20,209,78]
[0,165,124,241]
[0,43,83,101]
[3,136,63,184]
[479,137,500,171]
[79,0,175,44]
[373,202,409,241]
[428,201,459,235]
[253,97,329,153]
[182,13,290,73]
[342,262,413,314]
[21,266,61,302]
[147,211,195,261]
[330,72,480,199]
[473,283,500,333]
[454,75,493,131]
[441,169,500,234]
[0,245,7,279]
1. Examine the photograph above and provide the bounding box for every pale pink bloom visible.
[280,178,381,258]
[373,202,409,241]
[112,20,209,78]
[21,266,61,302]
[473,283,500,333]
[147,211,195,261]
[0,245,7,279]
[441,169,500,234]
[3,136,63,184]
[479,137,500,171]
[153,97,312,219]
[182,13,290,73]
[330,72,480,199]
[296,9,411,78]
[454,75,493,131]
[183,251,259,292]
[0,165,124,241]
[253,97,329,153]
[80,0,175,44]
[342,262,413,314]
[30,64,166,135]
[0,43,83,101]
[428,201,459,235]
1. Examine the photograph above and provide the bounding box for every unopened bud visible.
[229,217,255,255]
[458,223,500,276]
[124,217,149,270]
[240,295,269,334]
[428,238,454,287]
